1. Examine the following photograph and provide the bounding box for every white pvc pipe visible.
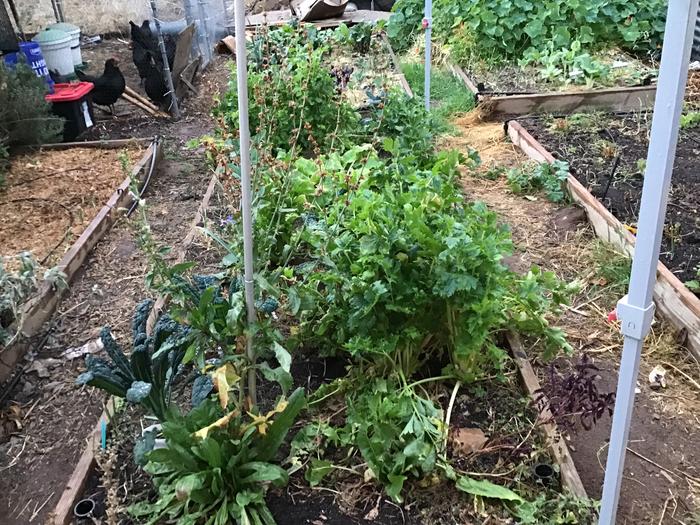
[233,0,257,406]
[423,0,432,111]
[598,0,697,523]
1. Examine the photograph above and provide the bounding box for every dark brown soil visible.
[521,113,700,284]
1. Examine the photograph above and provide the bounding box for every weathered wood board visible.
[507,120,700,362]
[0,138,162,384]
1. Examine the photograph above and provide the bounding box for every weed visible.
[400,62,475,131]
[680,111,700,129]
[587,240,631,295]
[506,160,570,202]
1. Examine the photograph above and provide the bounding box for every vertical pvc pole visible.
[598,1,697,523]
[233,0,257,406]
[423,0,432,111]
[149,0,181,119]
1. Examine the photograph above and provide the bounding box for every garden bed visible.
[53,24,601,525]
[0,139,161,383]
[506,118,700,362]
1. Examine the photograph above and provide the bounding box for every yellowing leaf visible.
[210,363,240,409]
[194,409,240,440]
[245,398,290,436]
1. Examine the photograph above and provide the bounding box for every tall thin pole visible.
[423,0,432,110]
[233,0,257,406]
[149,0,180,119]
[598,0,697,523]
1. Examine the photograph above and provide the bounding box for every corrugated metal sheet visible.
[0,0,19,52]
[693,3,700,59]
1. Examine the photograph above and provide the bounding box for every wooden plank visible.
[16,137,155,152]
[146,171,219,333]
[506,332,588,498]
[244,9,389,28]
[0,140,163,383]
[172,24,195,81]
[382,35,413,98]
[176,56,202,101]
[486,85,657,118]
[507,120,700,362]
[50,398,116,525]
[52,169,221,525]
[448,64,480,98]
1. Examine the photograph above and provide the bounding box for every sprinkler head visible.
[73,498,95,518]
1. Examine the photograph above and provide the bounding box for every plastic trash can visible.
[46,82,95,141]
[33,28,73,77]
[47,22,82,66]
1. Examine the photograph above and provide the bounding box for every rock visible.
[450,427,488,455]
[649,365,667,389]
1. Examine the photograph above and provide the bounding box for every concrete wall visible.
[16,0,182,35]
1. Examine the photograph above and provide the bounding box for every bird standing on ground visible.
[129,20,176,91]
[75,58,126,114]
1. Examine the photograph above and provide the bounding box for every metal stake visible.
[233,0,257,406]
[423,0,432,111]
[598,0,697,523]
[149,0,181,119]
[196,0,213,64]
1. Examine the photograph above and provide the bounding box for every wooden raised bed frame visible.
[0,138,163,384]
[450,64,657,117]
[50,171,219,525]
[50,38,591,525]
[507,119,700,363]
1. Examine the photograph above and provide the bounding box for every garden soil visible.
[521,113,700,285]
[444,116,700,523]
[0,146,144,266]
[0,39,231,525]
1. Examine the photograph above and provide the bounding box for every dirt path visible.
[444,117,700,523]
[0,42,231,524]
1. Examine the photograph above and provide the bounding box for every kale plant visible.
[0,253,38,346]
[76,300,191,421]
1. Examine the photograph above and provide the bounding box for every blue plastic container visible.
[3,42,54,93]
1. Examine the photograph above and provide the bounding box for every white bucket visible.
[33,29,74,76]
[48,23,82,66]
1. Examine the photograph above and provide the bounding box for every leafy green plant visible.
[0,252,38,346]
[680,111,700,129]
[130,388,306,525]
[345,379,443,501]
[516,492,599,524]
[507,160,570,202]
[387,0,424,53]
[348,22,373,54]
[216,25,359,154]
[0,62,62,146]
[522,41,610,85]
[76,300,191,421]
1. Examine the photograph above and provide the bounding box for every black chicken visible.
[144,56,170,108]
[76,58,126,114]
[129,20,176,90]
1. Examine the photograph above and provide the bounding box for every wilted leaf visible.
[211,363,240,409]
[456,475,523,502]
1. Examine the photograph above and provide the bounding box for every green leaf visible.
[241,462,288,486]
[175,473,205,501]
[455,475,524,502]
[134,429,156,466]
[305,459,333,486]
[126,381,153,403]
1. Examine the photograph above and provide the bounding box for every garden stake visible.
[233,0,258,406]
[598,0,697,523]
[422,0,432,111]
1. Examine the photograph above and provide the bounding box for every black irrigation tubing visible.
[126,143,159,218]
[599,154,621,203]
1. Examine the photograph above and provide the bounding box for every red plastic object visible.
[45,82,94,103]
[607,309,618,323]
[422,18,429,29]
